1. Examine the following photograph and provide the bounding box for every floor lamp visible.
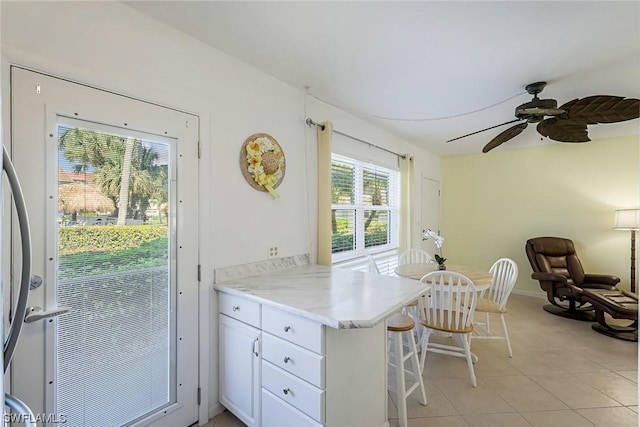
[614,209,640,293]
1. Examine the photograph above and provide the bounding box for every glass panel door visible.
[55,123,176,426]
[9,67,199,427]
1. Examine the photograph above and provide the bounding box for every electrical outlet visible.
[269,246,279,258]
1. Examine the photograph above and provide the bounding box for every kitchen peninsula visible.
[214,263,429,427]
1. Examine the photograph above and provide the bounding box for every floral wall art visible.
[240,133,286,199]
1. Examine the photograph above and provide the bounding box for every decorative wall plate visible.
[240,133,286,198]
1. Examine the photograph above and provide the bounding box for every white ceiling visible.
[126,1,640,156]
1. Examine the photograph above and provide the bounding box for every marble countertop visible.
[213,264,428,329]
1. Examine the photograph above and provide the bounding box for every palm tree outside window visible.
[330,153,399,262]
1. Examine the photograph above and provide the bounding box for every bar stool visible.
[387,313,427,427]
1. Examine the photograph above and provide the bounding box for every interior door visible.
[420,177,440,258]
[8,67,199,427]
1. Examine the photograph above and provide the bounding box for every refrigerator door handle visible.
[2,145,32,372]
[4,393,36,427]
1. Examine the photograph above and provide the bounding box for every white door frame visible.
[420,176,440,257]
[8,66,203,427]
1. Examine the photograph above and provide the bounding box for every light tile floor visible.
[205,294,638,427]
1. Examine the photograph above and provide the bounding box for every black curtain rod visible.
[306,118,406,159]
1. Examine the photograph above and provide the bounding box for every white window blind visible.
[333,248,399,276]
[331,153,399,265]
[56,124,174,426]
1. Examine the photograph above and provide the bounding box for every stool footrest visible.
[388,326,427,427]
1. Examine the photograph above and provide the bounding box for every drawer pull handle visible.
[283,326,291,332]
[283,356,291,363]
[232,306,240,312]
[283,388,291,395]
[251,337,259,357]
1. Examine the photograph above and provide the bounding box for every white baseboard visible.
[512,289,547,299]
[208,403,225,424]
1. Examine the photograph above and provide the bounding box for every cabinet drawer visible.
[262,305,323,353]
[262,361,325,423]
[219,292,260,327]
[262,389,323,427]
[262,333,325,388]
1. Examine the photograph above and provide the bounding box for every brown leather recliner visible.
[525,237,620,320]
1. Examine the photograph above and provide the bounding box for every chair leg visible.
[407,329,427,406]
[500,313,513,358]
[462,333,477,388]
[419,327,433,374]
[484,312,491,335]
[407,305,420,342]
[394,332,408,427]
[387,331,392,381]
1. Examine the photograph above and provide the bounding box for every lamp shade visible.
[614,209,640,230]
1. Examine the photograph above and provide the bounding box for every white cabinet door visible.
[219,314,261,427]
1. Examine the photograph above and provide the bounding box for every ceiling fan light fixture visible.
[447,80,639,153]
[515,98,565,120]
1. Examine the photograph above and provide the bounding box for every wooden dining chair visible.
[398,248,434,265]
[417,271,479,387]
[396,250,434,328]
[472,258,518,357]
[367,255,381,275]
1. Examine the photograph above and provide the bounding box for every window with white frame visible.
[331,153,399,263]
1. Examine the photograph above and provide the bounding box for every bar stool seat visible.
[387,313,427,427]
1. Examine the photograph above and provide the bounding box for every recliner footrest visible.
[581,288,638,342]
[581,289,638,320]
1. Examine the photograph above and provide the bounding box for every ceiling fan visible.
[447,82,640,153]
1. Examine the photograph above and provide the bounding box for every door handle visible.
[24,306,70,323]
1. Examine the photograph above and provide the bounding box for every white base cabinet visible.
[218,300,261,427]
[218,291,388,427]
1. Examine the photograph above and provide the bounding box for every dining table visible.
[394,263,493,291]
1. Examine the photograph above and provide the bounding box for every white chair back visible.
[486,258,518,310]
[398,249,434,265]
[367,255,381,275]
[419,271,478,330]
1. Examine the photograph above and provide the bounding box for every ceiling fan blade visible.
[537,118,589,142]
[446,118,522,143]
[482,122,528,153]
[561,96,640,124]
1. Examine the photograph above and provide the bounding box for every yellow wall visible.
[441,136,640,294]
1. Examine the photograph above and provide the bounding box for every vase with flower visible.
[423,229,446,270]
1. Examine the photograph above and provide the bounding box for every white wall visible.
[2,1,313,267]
[1,1,441,421]
[441,136,639,295]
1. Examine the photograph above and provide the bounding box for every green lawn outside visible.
[58,237,169,279]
